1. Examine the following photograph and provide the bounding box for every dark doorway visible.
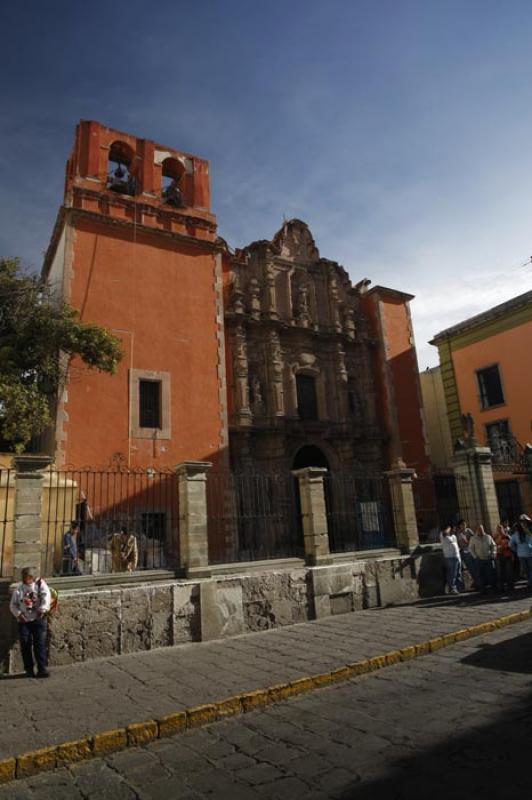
[495,480,522,524]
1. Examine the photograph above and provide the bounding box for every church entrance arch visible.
[292,445,330,471]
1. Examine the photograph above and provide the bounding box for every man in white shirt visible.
[469,525,497,591]
[9,566,51,678]
[440,524,461,594]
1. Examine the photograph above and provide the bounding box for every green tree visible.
[0,257,123,452]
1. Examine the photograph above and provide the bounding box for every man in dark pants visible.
[9,566,51,678]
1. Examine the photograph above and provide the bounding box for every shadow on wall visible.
[413,546,446,597]
[0,585,17,672]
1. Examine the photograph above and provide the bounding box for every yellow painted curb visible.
[312,671,333,688]
[267,682,292,702]
[241,689,271,711]
[2,606,531,786]
[0,758,15,784]
[127,720,158,747]
[214,696,242,719]
[158,711,186,737]
[330,665,354,682]
[290,677,315,694]
[55,738,92,766]
[16,746,56,778]
[92,728,127,756]
[186,704,217,728]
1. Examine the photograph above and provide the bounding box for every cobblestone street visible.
[1,617,531,799]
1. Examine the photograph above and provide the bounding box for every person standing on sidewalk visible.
[9,566,51,678]
[62,520,82,576]
[469,525,497,591]
[457,519,477,589]
[440,524,461,594]
[494,521,514,592]
[509,522,532,590]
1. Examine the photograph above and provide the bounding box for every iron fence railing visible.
[324,472,395,552]
[207,471,304,564]
[0,468,14,578]
[42,468,179,577]
[413,474,469,542]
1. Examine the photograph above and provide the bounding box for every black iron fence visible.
[207,471,304,564]
[42,468,179,577]
[324,472,396,552]
[0,468,14,578]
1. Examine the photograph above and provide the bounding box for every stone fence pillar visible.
[176,461,212,578]
[385,464,419,553]
[292,467,332,566]
[13,454,52,581]
[452,446,499,533]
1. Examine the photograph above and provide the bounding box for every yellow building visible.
[429,290,532,523]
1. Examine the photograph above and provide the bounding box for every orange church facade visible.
[42,120,429,484]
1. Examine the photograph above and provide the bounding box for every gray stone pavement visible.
[2,615,532,799]
[0,588,531,762]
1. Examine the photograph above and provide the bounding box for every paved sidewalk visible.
[1,589,531,760]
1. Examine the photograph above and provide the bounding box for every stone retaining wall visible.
[1,548,445,672]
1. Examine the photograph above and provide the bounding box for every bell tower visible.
[43,121,227,469]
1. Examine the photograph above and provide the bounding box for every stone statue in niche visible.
[461,412,476,443]
[233,324,250,414]
[248,278,261,320]
[249,373,265,415]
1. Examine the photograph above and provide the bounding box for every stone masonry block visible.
[200,580,244,641]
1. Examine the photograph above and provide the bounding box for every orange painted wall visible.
[381,297,430,472]
[451,320,532,447]
[60,219,224,469]
[363,291,430,473]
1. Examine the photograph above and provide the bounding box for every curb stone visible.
[2,608,531,785]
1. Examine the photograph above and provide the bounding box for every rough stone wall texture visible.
[1,551,443,672]
[241,569,310,631]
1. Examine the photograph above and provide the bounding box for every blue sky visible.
[1,0,531,367]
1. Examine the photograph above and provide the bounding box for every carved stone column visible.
[269,329,284,416]
[329,274,342,333]
[335,343,348,421]
[265,263,278,320]
[232,324,252,425]
[248,278,261,320]
[343,307,356,340]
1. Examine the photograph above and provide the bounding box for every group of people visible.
[62,521,138,575]
[440,514,532,594]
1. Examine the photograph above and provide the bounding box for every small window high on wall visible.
[296,374,318,420]
[161,157,185,207]
[107,141,137,196]
[476,364,505,409]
